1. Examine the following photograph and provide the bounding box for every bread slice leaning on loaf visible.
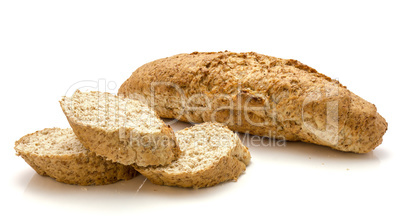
[60,90,180,166]
[135,122,251,188]
[14,128,136,185]
[118,51,388,153]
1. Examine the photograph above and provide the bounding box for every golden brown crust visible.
[65,115,180,166]
[15,128,137,186]
[136,154,247,188]
[119,51,388,153]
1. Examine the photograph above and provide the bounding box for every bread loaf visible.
[14,128,137,185]
[60,90,180,166]
[118,51,387,153]
[135,122,251,188]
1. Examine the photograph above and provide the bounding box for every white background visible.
[1,0,401,223]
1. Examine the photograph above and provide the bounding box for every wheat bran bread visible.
[60,90,180,166]
[14,128,136,185]
[118,51,388,153]
[135,122,251,188]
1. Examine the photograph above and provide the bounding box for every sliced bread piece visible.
[59,90,180,166]
[135,122,251,188]
[14,128,136,185]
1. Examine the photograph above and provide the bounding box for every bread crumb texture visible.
[60,90,180,166]
[14,128,137,185]
[61,90,163,133]
[136,122,251,188]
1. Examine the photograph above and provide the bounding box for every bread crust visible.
[60,91,180,166]
[136,152,247,188]
[15,128,137,185]
[119,51,388,153]
[65,114,180,166]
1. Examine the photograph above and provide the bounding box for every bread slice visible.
[14,128,136,185]
[59,90,180,166]
[135,122,251,188]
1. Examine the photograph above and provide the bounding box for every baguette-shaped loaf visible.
[119,51,387,153]
[15,128,136,185]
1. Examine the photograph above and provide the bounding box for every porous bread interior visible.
[15,128,86,156]
[62,90,164,133]
[151,123,236,174]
